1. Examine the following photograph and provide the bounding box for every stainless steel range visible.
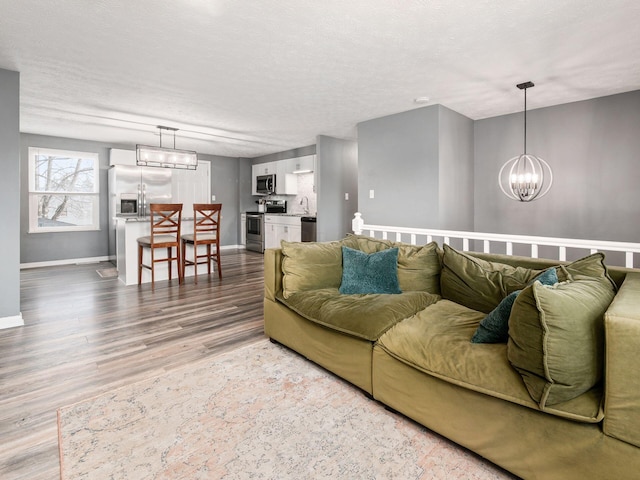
[246,200,286,253]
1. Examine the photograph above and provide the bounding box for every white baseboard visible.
[0,313,24,330]
[20,256,112,270]
[221,244,245,250]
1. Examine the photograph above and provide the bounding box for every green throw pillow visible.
[559,252,617,291]
[339,246,402,295]
[472,267,559,344]
[507,276,615,406]
[440,244,544,313]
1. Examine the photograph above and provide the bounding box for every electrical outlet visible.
[345,193,349,200]
[369,189,375,199]
[211,195,216,201]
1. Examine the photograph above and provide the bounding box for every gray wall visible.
[438,106,474,230]
[0,68,21,321]
[357,106,440,228]
[20,135,125,264]
[316,135,358,241]
[474,90,640,244]
[20,136,244,265]
[201,152,243,247]
[251,144,316,165]
[357,105,474,231]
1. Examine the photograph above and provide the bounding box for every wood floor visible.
[0,249,267,480]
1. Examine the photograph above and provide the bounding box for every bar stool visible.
[181,203,222,283]
[137,203,183,289]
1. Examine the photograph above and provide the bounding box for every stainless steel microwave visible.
[256,174,276,194]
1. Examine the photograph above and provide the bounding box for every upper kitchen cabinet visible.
[110,148,137,166]
[253,162,276,176]
[275,162,297,195]
[288,154,315,174]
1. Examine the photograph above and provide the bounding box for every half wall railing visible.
[351,212,640,269]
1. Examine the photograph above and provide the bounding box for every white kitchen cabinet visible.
[240,213,246,246]
[275,172,298,195]
[253,162,275,176]
[264,215,302,249]
[291,154,315,173]
[109,148,137,166]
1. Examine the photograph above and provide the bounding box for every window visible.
[28,147,100,233]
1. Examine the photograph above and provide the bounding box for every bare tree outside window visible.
[28,148,99,233]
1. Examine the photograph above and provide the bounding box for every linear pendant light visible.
[136,126,198,170]
[498,82,552,201]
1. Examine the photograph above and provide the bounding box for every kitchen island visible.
[115,216,198,286]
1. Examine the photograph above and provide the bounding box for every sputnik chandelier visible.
[498,82,552,201]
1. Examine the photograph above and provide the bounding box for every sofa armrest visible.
[264,248,284,302]
[604,272,640,447]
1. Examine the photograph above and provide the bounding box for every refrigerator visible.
[109,165,173,217]
[108,165,173,256]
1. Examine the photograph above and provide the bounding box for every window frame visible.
[28,147,101,233]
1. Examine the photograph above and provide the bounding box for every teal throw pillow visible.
[472,267,558,344]
[339,246,402,295]
[471,290,520,343]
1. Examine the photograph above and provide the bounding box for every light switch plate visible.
[345,193,349,200]
[369,189,375,199]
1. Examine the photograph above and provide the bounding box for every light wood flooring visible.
[0,249,267,480]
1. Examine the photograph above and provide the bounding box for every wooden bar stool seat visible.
[137,203,183,289]
[181,203,222,283]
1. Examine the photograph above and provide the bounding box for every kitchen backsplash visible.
[269,172,317,215]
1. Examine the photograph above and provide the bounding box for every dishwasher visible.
[301,216,317,242]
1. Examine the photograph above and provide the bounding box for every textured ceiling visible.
[1,0,639,158]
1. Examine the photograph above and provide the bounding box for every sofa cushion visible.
[508,276,616,407]
[471,267,559,344]
[281,240,343,299]
[277,289,440,341]
[377,299,603,423]
[339,246,401,294]
[343,235,442,294]
[440,244,543,313]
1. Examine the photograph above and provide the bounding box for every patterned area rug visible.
[58,340,513,479]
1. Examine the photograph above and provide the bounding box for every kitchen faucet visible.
[299,196,309,214]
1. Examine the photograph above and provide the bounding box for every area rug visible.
[58,340,514,479]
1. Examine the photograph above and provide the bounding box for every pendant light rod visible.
[516,81,534,155]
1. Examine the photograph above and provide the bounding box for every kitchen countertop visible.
[264,213,316,217]
[115,216,196,222]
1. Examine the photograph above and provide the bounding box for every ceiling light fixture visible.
[136,126,198,170]
[498,82,552,202]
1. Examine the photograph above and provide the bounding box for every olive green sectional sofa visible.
[263,235,640,479]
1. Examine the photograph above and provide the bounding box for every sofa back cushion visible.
[507,275,615,406]
[281,240,343,299]
[440,244,543,313]
[342,235,442,294]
